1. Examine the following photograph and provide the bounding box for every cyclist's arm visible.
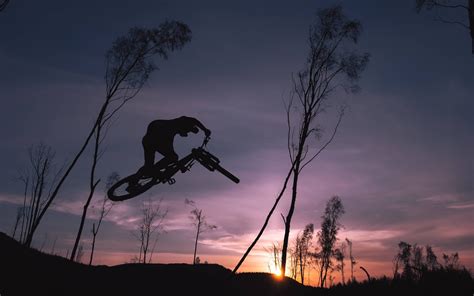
[190,118,211,136]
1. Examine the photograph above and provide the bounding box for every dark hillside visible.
[0,232,318,296]
[1,232,472,296]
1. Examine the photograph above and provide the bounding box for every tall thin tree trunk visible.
[143,242,147,264]
[70,181,99,261]
[20,181,28,243]
[281,118,309,276]
[193,221,201,264]
[70,118,104,260]
[300,251,304,284]
[70,97,112,260]
[12,210,21,239]
[89,225,97,266]
[25,103,108,247]
[232,163,294,273]
[281,166,300,275]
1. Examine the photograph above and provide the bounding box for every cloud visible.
[447,202,474,210]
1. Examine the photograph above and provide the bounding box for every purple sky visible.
[0,0,473,283]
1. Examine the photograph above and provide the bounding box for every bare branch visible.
[433,2,469,10]
[299,108,344,172]
[434,15,470,29]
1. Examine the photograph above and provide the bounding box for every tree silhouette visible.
[397,241,412,279]
[16,144,61,247]
[292,223,314,284]
[280,5,369,277]
[232,4,369,276]
[345,238,357,282]
[185,199,217,265]
[334,242,346,285]
[265,242,282,275]
[26,21,191,248]
[425,244,439,270]
[416,0,474,54]
[317,196,345,287]
[88,172,118,265]
[133,198,167,264]
[64,22,191,261]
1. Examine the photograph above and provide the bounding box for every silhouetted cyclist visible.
[126,116,211,193]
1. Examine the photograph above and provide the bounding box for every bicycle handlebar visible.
[201,135,211,148]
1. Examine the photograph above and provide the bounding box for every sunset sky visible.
[0,0,473,284]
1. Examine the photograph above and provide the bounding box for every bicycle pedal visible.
[167,178,176,185]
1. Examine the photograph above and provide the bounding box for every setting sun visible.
[273,269,282,277]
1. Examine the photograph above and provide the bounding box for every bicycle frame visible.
[155,137,211,184]
[156,152,197,184]
[107,137,238,201]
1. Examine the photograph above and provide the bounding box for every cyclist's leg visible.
[141,140,156,176]
[126,138,155,192]
[152,140,181,175]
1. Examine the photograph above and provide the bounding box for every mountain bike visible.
[107,137,239,201]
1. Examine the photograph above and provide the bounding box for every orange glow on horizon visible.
[272,268,282,277]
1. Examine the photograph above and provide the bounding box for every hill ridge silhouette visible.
[0,232,317,296]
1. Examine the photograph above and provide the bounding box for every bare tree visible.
[393,241,413,279]
[25,21,191,248]
[289,243,300,280]
[392,241,466,282]
[416,0,474,54]
[333,242,346,285]
[425,245,439,270]
[317,196,345,287]
[17,144,60,246]
[345,238,356,282]
[0,0,10,12]
[280,5,369,277]
[292,223,314,284]
[265,242,282,275]
[69,22,192,260]
[133,198,167,264]
[185,199,217,265]
[310,246,323,286]
[88,172,119,265]
[232,4,368,276]
[442,252,460,269]
[412,244,425,280]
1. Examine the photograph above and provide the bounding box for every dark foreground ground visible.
[0,232,472,296]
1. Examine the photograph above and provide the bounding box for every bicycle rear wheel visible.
[107,174,157,201]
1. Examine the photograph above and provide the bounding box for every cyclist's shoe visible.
[179,164,188,173]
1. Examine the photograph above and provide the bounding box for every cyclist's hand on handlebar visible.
[204,128,211,138]
[202,134,211,147]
